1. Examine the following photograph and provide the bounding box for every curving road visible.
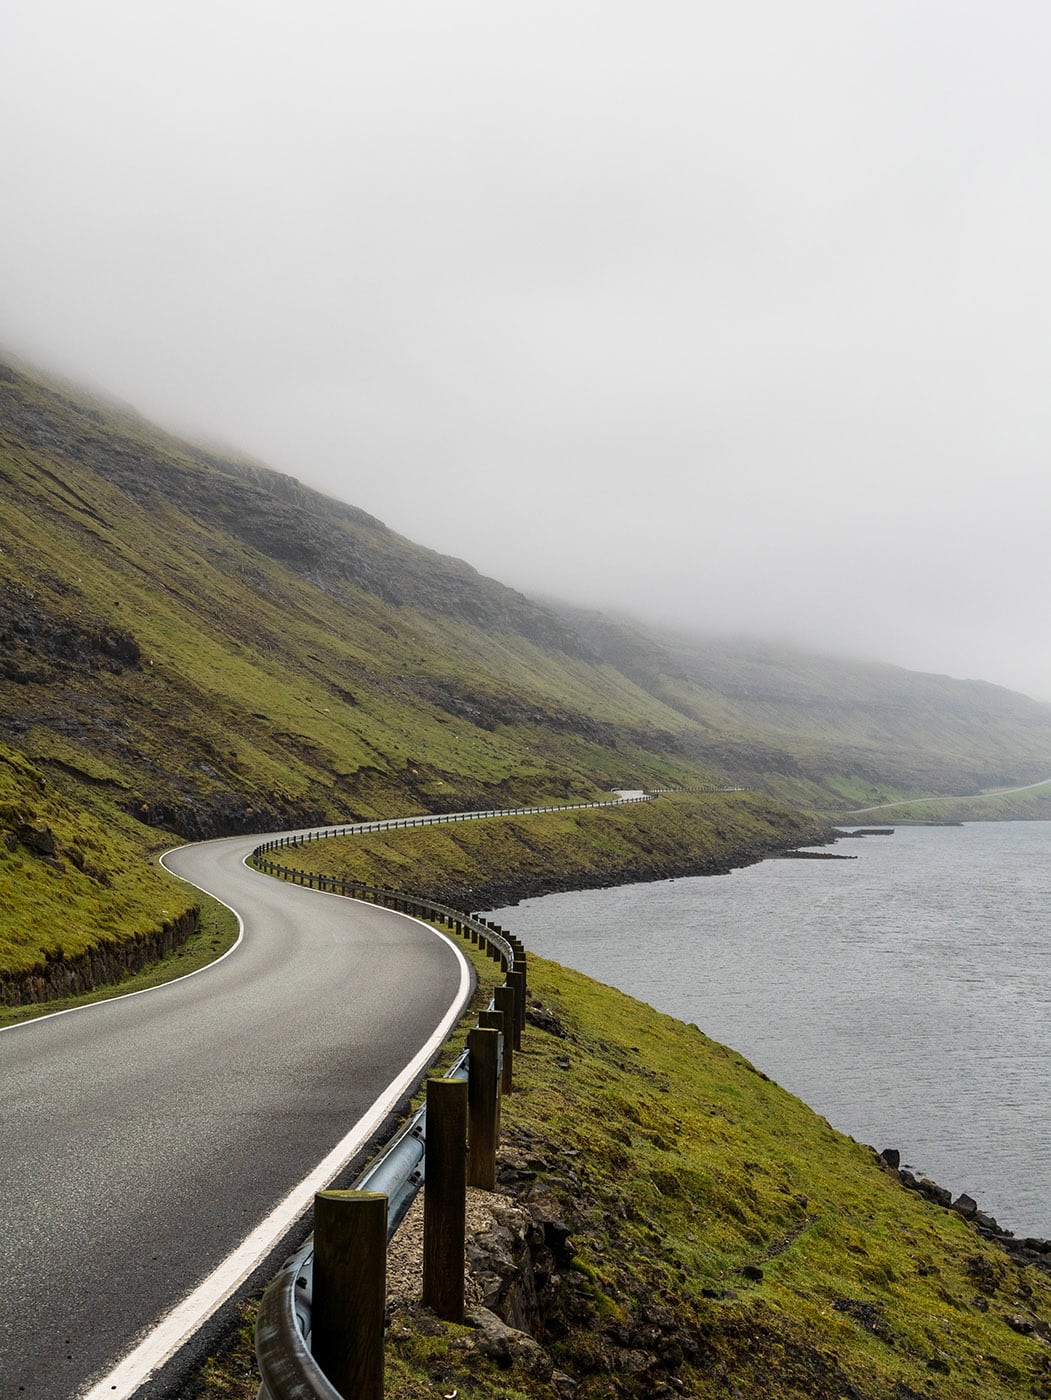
[0,831,472,1400]
[839,774,1051,817]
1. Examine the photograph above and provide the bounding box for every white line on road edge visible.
[0,847,246,1037]
[79,911,472,1400]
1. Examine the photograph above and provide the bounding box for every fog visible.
[4,2,1051,698]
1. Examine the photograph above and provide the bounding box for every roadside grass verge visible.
[385,953,1051,1399]
[0,892,239,1028]
[0,740,198,978]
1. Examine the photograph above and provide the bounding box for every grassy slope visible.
[295,791,834,909]
[194,943,1051,1400]
[466,956,1051,1399]
[557,608,1051,809]
[835,780,1051,825]
[382,954,1051,1400]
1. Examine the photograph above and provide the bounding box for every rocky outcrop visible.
[387,1132,703,1398]
[0,908,199,1007]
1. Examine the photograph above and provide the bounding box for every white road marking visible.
[79,907,472,1400]
[0,847,246,1036]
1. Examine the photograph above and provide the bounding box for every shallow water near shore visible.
[492,820,1051,1237]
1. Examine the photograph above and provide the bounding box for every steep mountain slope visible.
[3,354,1050,993]
[554,606,1051,809]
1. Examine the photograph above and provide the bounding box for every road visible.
[840,774,1051,817]
[0,831,471,1400]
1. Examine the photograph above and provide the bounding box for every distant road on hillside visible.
[840,774,1051,817]
[0,832,471,1400]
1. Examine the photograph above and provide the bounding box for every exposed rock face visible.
[0,908,199,1006]
[386,1133,702,1398]
[0,584,141,684]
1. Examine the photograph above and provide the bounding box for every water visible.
[492,822,1051,1237]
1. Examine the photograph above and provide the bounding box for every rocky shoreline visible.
[472,828,840,912]
[876,1147,1051,1285]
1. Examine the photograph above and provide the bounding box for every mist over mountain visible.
[3,355,1049,841]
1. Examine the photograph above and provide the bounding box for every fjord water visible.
[493,822,1051,1237]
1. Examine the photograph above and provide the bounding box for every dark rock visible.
[464,1306,554,1379]
[741,1264,764,1282]
[1004,1313,1033,1335]
[951,1193,978,1219]
[879,1148,901,1169]
[526,1003,566,1037]
[918,1179,953,1207]
[16,823,57,856]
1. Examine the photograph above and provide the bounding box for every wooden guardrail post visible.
[484,1002,513,1093]
[423,1078,467,1322]
[508,968,526,1049]
[467,1027,500,1189]
[312,1190,387,1400]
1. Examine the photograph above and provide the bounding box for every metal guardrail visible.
[251,859,517,1399]
[255,1050,479,1400]
[252,792,653,858]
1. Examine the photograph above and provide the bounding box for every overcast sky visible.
[4,2,1051,697]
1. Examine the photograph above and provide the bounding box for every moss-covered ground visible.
[295,791,833,910]
[0,739,199,978]
[383,954,1051,1399]
[192,929,1051,1399]
[0,890,238,1027]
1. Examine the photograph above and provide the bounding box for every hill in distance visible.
[2,354,1050,995]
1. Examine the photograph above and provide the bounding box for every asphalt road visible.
[840,773,1051,816]
[0,832,471,1399]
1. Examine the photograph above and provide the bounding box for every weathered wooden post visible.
[508,969,526,1049]
[423,1078,467,1322]
[485,999,514,1093]
[312,1190,387,1400]
[467,1027,500,1189]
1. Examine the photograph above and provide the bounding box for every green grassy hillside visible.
[3,353,1051,997]
[196,942,1051,1400]
[389,953,1051,1399]
[292,790,832,910]
[557,607,1051,809]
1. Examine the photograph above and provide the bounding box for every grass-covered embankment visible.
[384,952,1051,1399]
[0,892,238,1027]
[0,740,208,1003]
[293,790,835,908]
[837,780,1051,826]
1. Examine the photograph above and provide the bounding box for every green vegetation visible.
[0,891,238,1027]
[0,740,197,979]
[837,779,1051,825]
[193,942,1051,1398]
[384,954,1051,1399]
[296,791,832,909]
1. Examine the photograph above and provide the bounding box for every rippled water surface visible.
[492,822,1051,1236]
